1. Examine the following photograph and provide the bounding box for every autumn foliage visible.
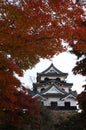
[0,55,39,129]
[0,0,86,129]
[70,2,86,113]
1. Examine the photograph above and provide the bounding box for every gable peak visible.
[40,63,68,76]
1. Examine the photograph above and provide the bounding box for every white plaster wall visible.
[43,86,64,94]
[60,77,66,81]
[43,97,60,106]
[58,101,64,106]
[43,97,77,107]
[41,76,57,81]
[43,97,66,106]
[41,76,66,81]
[64,98,77,106]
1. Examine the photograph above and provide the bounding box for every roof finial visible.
[50,59,53,65]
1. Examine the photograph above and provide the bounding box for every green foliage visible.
[55,113,86,130]
[38,103,54,130]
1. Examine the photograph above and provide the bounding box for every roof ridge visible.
[39,63,68,75]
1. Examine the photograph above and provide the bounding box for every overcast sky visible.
[17,51,86,94]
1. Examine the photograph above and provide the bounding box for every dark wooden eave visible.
[37,73,68,77]
[33,80,73,88]
[40,83,67,95]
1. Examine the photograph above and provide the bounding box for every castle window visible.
[45,78,49,82]
[65,102,70,108]
[51,102,57,107]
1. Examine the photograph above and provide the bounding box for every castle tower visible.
[32,63,77,110]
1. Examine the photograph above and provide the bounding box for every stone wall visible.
[49,110,77,124]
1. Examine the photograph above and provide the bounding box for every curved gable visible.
[41,63,68,76]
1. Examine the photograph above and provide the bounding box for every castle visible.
[32,63,77,110]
